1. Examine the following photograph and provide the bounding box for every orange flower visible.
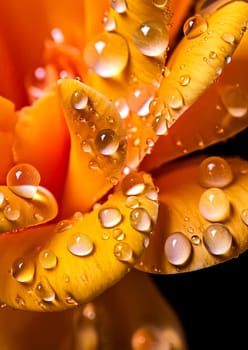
[1,0,248,348]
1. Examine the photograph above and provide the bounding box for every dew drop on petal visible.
[83,33,129,77]
[122,172,145,196]
[166,88,184,109]
[152,115,168,135]
[102,12,116,31]
[98,207,122,228]
[128,85,155,116]
[113,242,133,262]
[95,129,119,155]
[222,33,235,44]
[54,219,73,233]
[7,163,41,199]
[199,188,230,222]
[111,0,127,13]
[198,156,233,188]
[35,278,56,302]
[38,249,58,270]
[152,0,168,9]
[3,204,20,221]
[71,90,88,110]
[221,85,248,118]
[130,208,152,233]
[67,233,94,257]
[114,98,130,119]
[203,223,232,255]
[133,21,169,57]
[11,257,35,283]
[183,14,208,39]
[164,232,192,266]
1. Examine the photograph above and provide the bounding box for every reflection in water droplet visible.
[179,74,191,86]
[84,33,129,77]
[199,188,230,222]
[3,204,20,221]
[67,233,94,256]
[113,242,133,262]
[54,219,73,233]
[221,85,248,117]
[191,235,201,245]
[183,14,208,39]
[7,163,41,199]
[39,249,58,270]
[203,223,232,255]
[111,0,127,13]
[152,115,168,135]
[152,0,168,9]
[114,97,130,119]
[112,228,125,241]
[11,257,35,283]
[133,21,169,57]
[99,207,122,228]
[130,208,152,233]
[164,232,192,266]
[222,33,235,44]
[198,156,233,188]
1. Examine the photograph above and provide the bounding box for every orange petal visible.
[13,89,70,199]
[57,78,127,215]
[137,153,248,274]
[74,270,187,349]
[0,172,158,311]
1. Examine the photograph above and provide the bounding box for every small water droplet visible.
[199,188,230,222]
[7,163,41,199]
[183,14,208,39]
[133,21,169,57]
[71,90,88,110]
[152,0,168,9]
[35,278,56,302]
[84,33,129,77]
[191,235,201,245]
[98,207,122,228]
[111,0,127,13]
[166,88,184,109]
[164,232,192,266]
[95,129,119,155]
[225,55,232,64]
[122,172,145,196]
[221,85,248,117]
[112,228,125,241]
[152,115,168,135]
[0,192,5,207]
[88,160,100,170]
[209,51,217,59]
[130,208,152,233]
[3,204,20,221]
[114,98,130,119]
[240,209,248,225]
[54,219,73,233]
[102,12,116,31]
[38,249,58,270]
[113,242,133,262]
[11,257,35,283]
[67,233,94,257]
[128,85,155,116]
[199,156,233,188]
[179,74,191,86]
[222,33,235,44]
[203,223,232,255]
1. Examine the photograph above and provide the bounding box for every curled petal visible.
[0,173,158,311]
[137,154,248,274]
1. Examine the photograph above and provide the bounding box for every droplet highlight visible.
[122,172,145,196]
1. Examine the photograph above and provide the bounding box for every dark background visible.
[152,129,248,350]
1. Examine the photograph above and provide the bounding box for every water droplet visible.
[35,278,56,302]
[112,228,125,241]
[98,207,122,228]
[191,235,201,245]
[128,85,155,116]
[152,0,168,9]
[221,85,248,117]
[225,55,232,64]
[38,249,58,269]
[113,242,133,262]
[67,233,94,257]
[114,98,130,119]
[111,0,127,13]
[71,90,88,110]
[199,156,233,188]
[50,27,64,43]
[222,33,235,44]
[126,196,140,208]
[209,51,217,59]
[3,204,20,221]
[54,219,73,233]
[11,257,35,283]
[152,115,168,135]
[133,21,169,57]
[102,12,116,31]
[149,97,165,117]
[81,140,92,153]
[122,172,145,196]
[240,209,248,225]
[164,232,192,266]
[145,189,158,201]
[65,295,79,306]
[143,237,150,248]
[88,160,100,170]
[95,129,119,155]
[166,88,183,109]
[183,14,208,39]
[179,74,191,86]
[130,208,152,233]
[0,192,4,207]
[84,33,129,77]
[7,163,41,199]
[203,223,232,255]
[199,188,230,222]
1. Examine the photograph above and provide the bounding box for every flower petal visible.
[0,172,158,311]
[57,78,127,214]
[137,154,248,274]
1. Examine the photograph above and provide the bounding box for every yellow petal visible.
[137,154,248,274]
[0,172,158,311]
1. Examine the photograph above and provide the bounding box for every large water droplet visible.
[199,188,230,222]
[130,208,152,233]
[164,232,192,266]
[221,85,248,117]
[166,88,184,109]
[7,163,41,199]
[203,223,232,255]
[111,0,127,13]
[114,97,130,119]
[122,172,145,196]
[98,207,122,228]
[199,156,233,188]
[39,249,58,269]
[133,21,169,57]
[95,129,119,155]
[241,209,248,226]
[11,257,35,283]
[84,33,129,77]
[67,233,94,257]
[113,242,133,262]
[183,14,208,39]
[54,219,73,233]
